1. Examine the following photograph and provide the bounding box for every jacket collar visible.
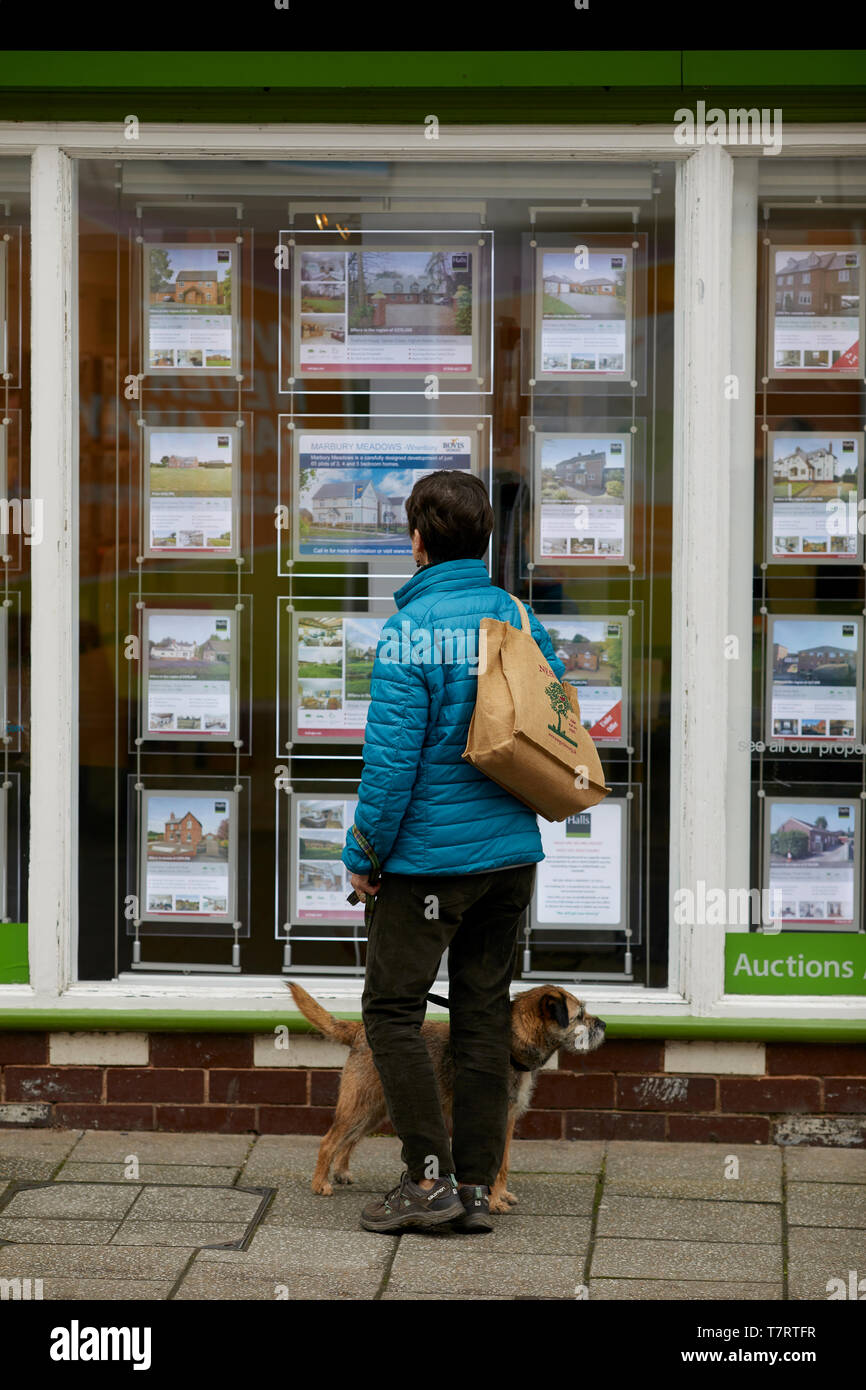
[393,558,491,610]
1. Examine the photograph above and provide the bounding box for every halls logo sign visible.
[725,932,866,996]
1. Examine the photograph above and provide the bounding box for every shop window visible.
[739,158,866,994]
[0,157,30,957]
[76,156,676,987]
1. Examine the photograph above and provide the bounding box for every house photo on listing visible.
[0,31,863,1334]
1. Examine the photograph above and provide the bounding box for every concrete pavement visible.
[0,1129,863,1300]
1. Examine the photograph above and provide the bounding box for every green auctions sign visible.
[726,932,866,996]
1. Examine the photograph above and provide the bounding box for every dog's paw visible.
[333,1171,354,1186]
[488,1192,512,1215]
[503,1189,519,1206]
[312,1179,333,1196]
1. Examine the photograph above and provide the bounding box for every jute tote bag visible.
[463,595,610,822]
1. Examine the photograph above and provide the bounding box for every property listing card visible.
[770,245,861,379]
[291,796,364,925]
[144,242,238,375]
[536,615,628,746]
[143,609,237,741]
[769,432,862,562]
[293,244,478,378]
[292,428,474,559]
[141,790,236,924]
[767,616,862,744]
[765,799,859,931]
[534,800,626,930]
[536,247,633,382]
[145,426,238,558]
[535,431,631,565]
[293,613,387,743]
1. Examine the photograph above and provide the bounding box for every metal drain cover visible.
[0,1181,275,1251]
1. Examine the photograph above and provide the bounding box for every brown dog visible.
[287,982,606,1214]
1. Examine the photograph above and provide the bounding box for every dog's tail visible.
[286,982,364,1047]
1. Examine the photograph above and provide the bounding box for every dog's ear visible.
[541,991,570,1031]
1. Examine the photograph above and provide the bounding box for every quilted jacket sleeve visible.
[526,604,567,684]
[342,615,431,876]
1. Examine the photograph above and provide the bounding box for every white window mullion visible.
[726,158,760,956]
[28,146,78,995]
[670,145,736,1013]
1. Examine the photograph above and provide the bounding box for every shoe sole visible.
[360,1200,465,1234]
[452,1213,494,1233]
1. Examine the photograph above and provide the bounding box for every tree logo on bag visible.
[545,681,581,749]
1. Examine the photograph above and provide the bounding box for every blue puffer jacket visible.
[342,558,566,877]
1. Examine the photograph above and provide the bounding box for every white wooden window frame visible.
[0,121,863,1021]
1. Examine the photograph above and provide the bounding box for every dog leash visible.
[424,990,530,1071]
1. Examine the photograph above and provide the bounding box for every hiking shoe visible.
[360,1171,464,1233]
[452,1184,494,1233]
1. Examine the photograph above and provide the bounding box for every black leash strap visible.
[424,990,529,1070]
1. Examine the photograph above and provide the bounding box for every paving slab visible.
[124,1186,265,1224]
[196,1224,395,1278]
[605,1141,781,1202]
[495,1174,597,1216]
[507,1140,605,1174]
[1,1183,139,1220]
[785,1148,866,1185]
[71,1131,254,1166]
[591,1237,781,1281]
[29,1278,175,1301]
[589,1279,783,1301]
[397,1215,591,1256]
[387,1244,583,1298]
[381,1291,505,1300]
[0,1242,194,1279]
[0,1130,81,1160]
[787,1182,866,1229]
[787,1227,866,1299]
[174,1266,382,1300]
[110,1220,251,1247]
[263,1183,372,1229]
[56,1163,242,1186]
[0,1218,121,1244]
[240,1134,402,1185]
[596,1195,781,1244]
[0,1160,68,1182]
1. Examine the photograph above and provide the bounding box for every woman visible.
[342,469,566,1233]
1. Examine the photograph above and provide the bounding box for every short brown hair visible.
[405,471,494,566]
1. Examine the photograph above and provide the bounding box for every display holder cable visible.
[0,365,10,921]
[755,218,772,924]
[758,208,866,937]
[524,201,644,981]
[129,213,245,973]
[280,313,296,973]
[0,236,13,918]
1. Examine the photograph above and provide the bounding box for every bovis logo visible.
[49,1321,152,1371]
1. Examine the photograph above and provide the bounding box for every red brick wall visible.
[0,1033,864,1142]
